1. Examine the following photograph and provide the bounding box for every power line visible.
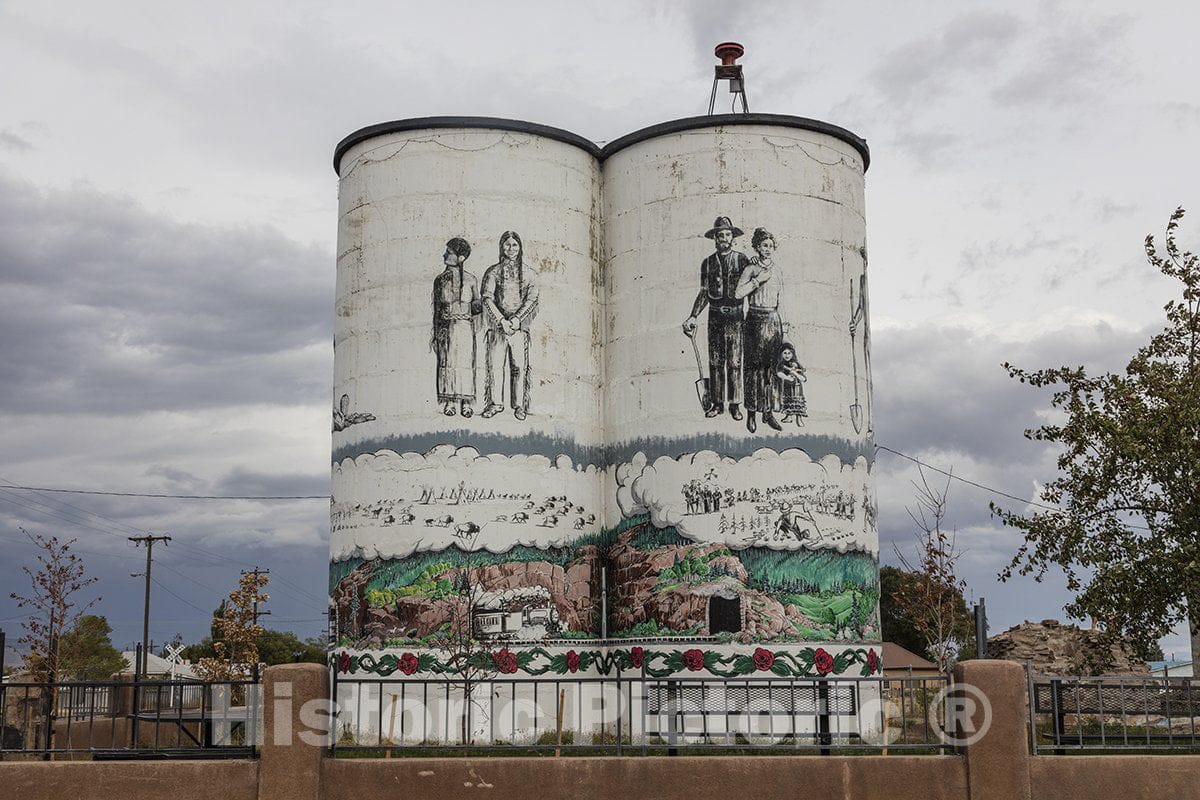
[155,557,327,614]
[0,473,149,536]
[875,444,1061,512]
[0,534,134,561]
[0,489,143,539]
[0,482,330,608]
[149,575,211,615]
[0,482,327,500]
[875,443,1153,531]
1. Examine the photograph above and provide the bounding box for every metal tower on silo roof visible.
[709,41,750,114]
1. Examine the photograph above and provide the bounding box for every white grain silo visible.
[328,46,881,711]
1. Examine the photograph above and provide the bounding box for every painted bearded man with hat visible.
[683,216,751,419]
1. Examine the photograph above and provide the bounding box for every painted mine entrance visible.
[709,595,742,634]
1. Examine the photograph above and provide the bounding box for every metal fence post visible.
[817,679,832,756]
[666,679,679,756]
[1050,677,1065,755]
[130,643,142,749]
[329,661,339,756]
[615,666,623,756]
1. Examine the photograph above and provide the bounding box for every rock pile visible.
[988,619,1149,675]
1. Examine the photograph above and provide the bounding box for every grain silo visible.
[329,120,606,652]
[329,45,880,695]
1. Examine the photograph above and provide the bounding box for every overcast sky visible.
[2,0,1197,662]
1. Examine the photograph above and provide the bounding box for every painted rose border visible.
[333,645,881,679]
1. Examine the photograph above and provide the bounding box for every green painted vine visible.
[333,644,880,679]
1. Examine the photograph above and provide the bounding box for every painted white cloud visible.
[615,448,877,555]
[330,445,602,561]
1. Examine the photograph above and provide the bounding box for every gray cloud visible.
[832,11,1025,168]
[991,11,1133,108]
[1094,197,1141,224]
[1162,101,1200,129]
[890,124,963,169]
[0,129,34,152]
[873,319,1148,468]
[870,317,1157,631]
[0,171,332,415]
[953,229,1133,301]
[868,316,1154,632]
[869,11,1024,105]
[677,0,801,69]
[211,467,329,499]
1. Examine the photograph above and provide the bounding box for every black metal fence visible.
[1027,667,1200,754]
[330,672,954,756]
[0,677,261,759]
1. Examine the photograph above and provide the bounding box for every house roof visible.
[882,642,938,671]
[119,651,196,679]
[1147,660,1194,677]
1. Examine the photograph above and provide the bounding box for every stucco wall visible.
[0,760,258,800]
[322,755,967,800]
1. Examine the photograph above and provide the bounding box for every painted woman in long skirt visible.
[735,227,784,432]
[431,237,482,416]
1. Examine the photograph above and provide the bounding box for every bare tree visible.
[195,571,269,681]
[9,529,100,752]
[892,469,971,671]
[429,530,497,745]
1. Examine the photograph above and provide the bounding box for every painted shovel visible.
[688,329,712,411]
[849,279,863,433]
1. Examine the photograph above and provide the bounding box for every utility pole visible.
[241,567,271,625]
[129,534,171,676]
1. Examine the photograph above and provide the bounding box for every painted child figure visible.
[775,342,808,426]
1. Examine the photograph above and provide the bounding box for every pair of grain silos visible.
[329,47,881,681]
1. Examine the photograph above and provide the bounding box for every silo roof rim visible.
[602,114,869,171]
[333,114,869,175]
[333,117,601,174]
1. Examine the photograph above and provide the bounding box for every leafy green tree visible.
[996,208,1200,666]
[880,565,975,665]
[183,615,324,668]
[58,615,126,680]
[255,630,326,665]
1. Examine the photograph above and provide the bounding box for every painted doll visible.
[775,342,807,425]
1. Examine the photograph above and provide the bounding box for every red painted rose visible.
[866,649,878,675]
[682,648,705,671]
[338,651,351,673]
[813,648,834,676]
[398,652,419,676]
[493,648,518,674]
[629,646,645,669]
[566,650,580,673]
[752,648,774,671]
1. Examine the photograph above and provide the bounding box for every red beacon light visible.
[714,42,745,66]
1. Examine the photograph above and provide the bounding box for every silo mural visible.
[599,117,878,678]
[330,112,880,680]
[329,120,607,653]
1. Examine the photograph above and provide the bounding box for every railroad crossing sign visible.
[164,643,185,680]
